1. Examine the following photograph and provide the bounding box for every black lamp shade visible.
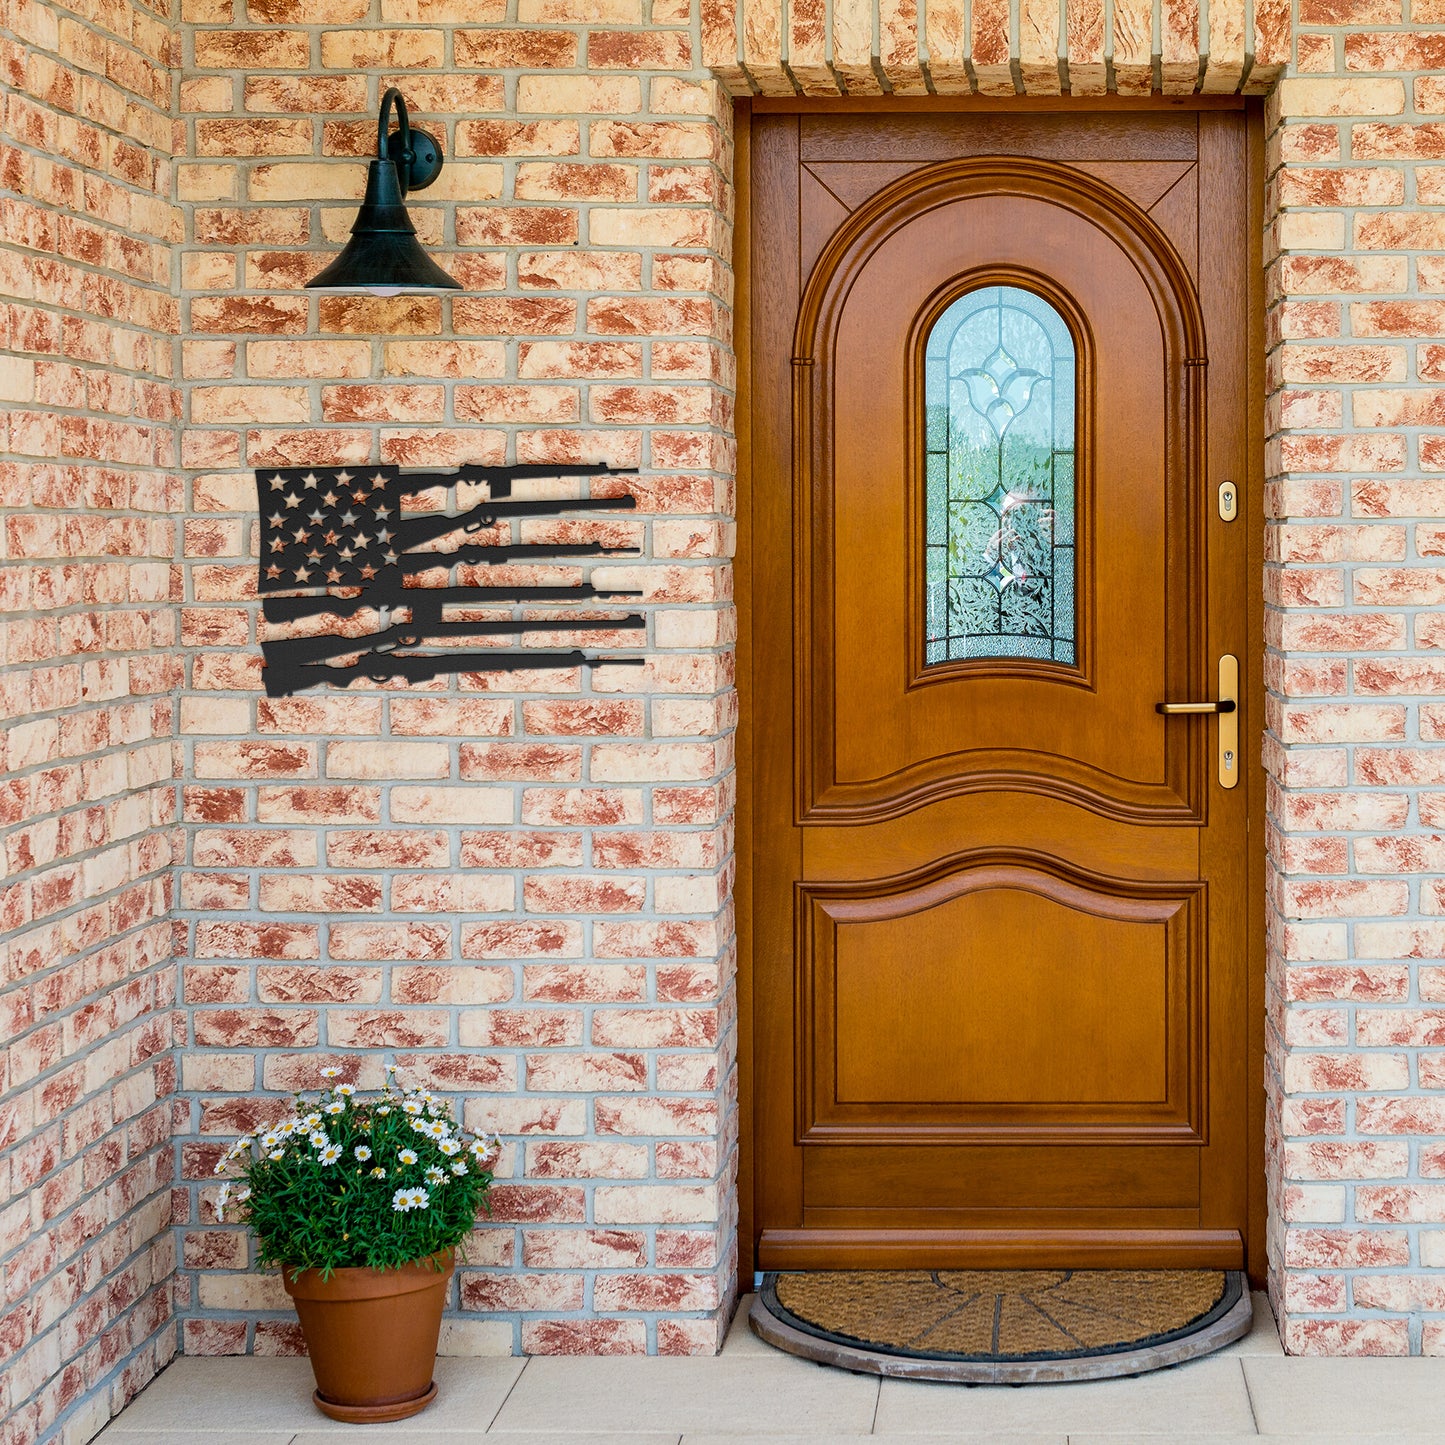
[306,90,459,296]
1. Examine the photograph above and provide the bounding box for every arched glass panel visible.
[924,285,1076,666]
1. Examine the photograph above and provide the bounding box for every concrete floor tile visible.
[720,1294,773,1356]
[489,1356,879,1435]
[99,1361,317,1431]
[875,1357,1256,1435]
[1069,1438,1366,1445]
[295,1436,676,1444]
[1214,1294,1283,1358]
[1243,1357,1445,1435]
[98,1434,294,1444]
[684,1436,1066,1445]
[97,1357,525,1434]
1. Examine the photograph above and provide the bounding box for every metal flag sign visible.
[256,463,646,697]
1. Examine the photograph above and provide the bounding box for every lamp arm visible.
[377,86,412,195]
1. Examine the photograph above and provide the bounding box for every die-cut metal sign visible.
[257,463,645,698]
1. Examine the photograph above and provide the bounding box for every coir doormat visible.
[751,1269,1252,1383]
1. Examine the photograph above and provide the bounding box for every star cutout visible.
[302,472,318,489]
[269,537,286,553]
[265,564,282,579]
[269,475,287,491]
[352,488,369,503]
[335,471,353,485]
[373,505,391,519]
[267,512,284,527]
[293,566,311,582]
[370,472,388,490]
[291,526,309,543]
[341,511,356,526]
[283,492,301,509]
[321,490,337,506]
[359,563,377,580]
[326,567,342,583]
[351,533,369,549]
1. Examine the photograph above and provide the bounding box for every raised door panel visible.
[799,860,1203,1144]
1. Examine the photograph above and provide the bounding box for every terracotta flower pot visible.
[282,1251,453,1423]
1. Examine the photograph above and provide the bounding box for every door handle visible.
[1155,699,1236,715]
[1155,655,1239,789]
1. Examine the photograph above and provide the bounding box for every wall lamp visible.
[306,87,460,296]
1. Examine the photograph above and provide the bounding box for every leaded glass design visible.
[924,285,1077,666]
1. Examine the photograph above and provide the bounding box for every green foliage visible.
[213,1067,501,1277]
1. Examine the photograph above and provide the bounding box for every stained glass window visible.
[924,285,1077,666]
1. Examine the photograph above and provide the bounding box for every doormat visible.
[750,1269,1251,1383]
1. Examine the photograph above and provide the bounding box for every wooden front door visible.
[746,106,1261,1272]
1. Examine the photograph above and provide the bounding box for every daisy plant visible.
[213,1066,501,1277]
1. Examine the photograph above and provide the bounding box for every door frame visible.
[733,95,1268,1287]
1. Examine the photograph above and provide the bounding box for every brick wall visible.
[170,1,739,1359]
[0,0,182,1441]
[1265,6,1445,1357]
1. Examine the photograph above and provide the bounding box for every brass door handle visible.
[1155,699,1236,714]
[1155,655,1239,789]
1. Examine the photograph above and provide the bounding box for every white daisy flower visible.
[321,1066,341,1079]
[278,1120,297,1135]
[412,1187,430,1209]
[370,1166,387,1179]
[268,1149,285,1161]
[354,1145,372,1162]
[424,1121,448,1140]
[425,1166,445,1185]
[398,1148,418,1166]
[215,1182,231,1216]
[376,1105,392,1116]
[235,1186,250,1203]
[438,1138,461,1156]
[259,1132,280,1150]
[319,1144,342,1165]
[302,1113,322,1130]
[309,1131,328,1149]
[402,1100,424,1115]
[324,1100,345,1116]
[450,1161,468,1176]
[212,1158,227,1176]
[335,1083,356,1097]
[386,1063,399,1074]
[391,1187,418,1213]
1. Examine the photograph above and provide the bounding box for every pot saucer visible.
[312,1380,437,1423]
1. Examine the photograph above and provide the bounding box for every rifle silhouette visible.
[392,468,637,551]
[263,582,644,625]
[267,648,644,698]
[390,540,638,573]
[263,613,645,669]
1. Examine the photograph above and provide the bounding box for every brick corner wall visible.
[1265,4,1445,1356]
[0,0,184,1441]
